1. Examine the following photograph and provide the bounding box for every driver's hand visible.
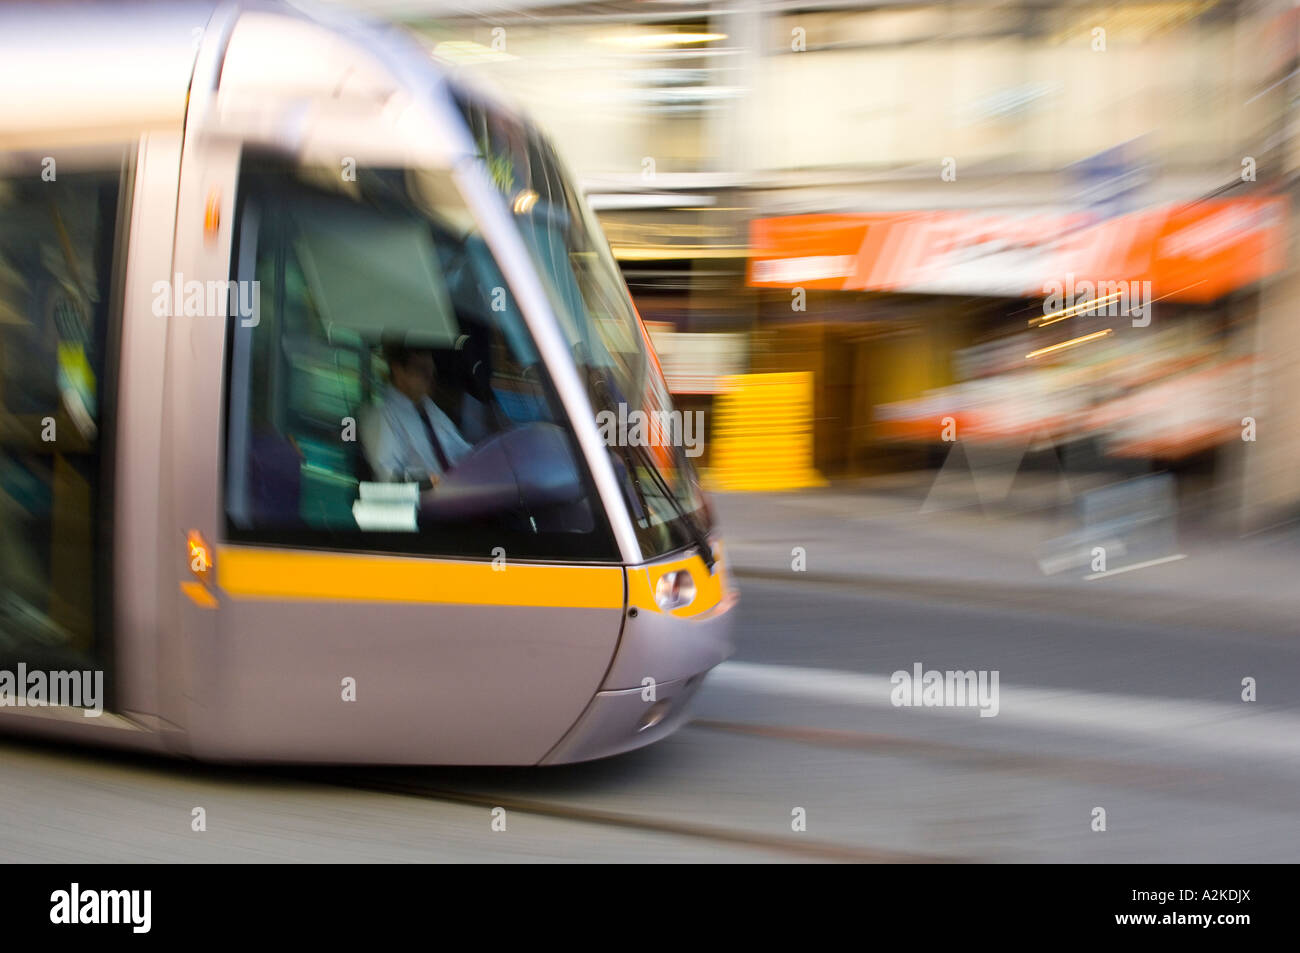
[418,472,442,505]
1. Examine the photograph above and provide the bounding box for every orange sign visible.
[749,198,1287,302]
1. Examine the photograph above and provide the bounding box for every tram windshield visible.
[453,91,708,559]
[223,154,620,562]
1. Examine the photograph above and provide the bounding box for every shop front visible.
[747,198,1289,484]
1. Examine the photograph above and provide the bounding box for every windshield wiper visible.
[590,374,714,572]
[620,435,715,573]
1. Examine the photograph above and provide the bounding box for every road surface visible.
[3,571,1296,862]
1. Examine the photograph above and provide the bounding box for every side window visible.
[0,151,128,679]
[223,155,617,561]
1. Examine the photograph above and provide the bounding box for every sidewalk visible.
[712,474,1300,634]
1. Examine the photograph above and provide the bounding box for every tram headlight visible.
[654,570,696,611]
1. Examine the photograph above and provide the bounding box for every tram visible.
[0,0,736,764]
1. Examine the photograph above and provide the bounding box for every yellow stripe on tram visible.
[216,546,625,609]
[180,580,219,609]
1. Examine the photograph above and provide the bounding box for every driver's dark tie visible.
[419,404,452,473]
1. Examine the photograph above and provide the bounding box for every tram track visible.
[323,706,1300,862]
[329,774,972,863]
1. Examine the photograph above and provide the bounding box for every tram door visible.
[166,136,627,763]
[0,147,129,708]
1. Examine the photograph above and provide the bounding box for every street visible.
[4,514,1297,862]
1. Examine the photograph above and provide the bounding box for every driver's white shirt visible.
[360,384,472,483]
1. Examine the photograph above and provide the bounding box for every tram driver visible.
[359,342,472,494]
